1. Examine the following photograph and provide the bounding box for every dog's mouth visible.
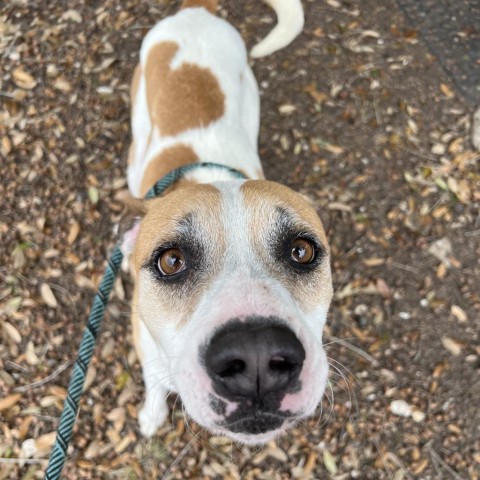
[213,412,299,444]
[223,412,285,434]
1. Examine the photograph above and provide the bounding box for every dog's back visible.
[127,0,304,197]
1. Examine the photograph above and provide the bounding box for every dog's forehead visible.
[240,180,328,248]
[133,179,327,269]
[132,183,224,270]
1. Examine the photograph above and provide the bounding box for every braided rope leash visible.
[44,163,246,480]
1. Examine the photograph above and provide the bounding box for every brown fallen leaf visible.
[12,67,37,89]
[451,304,468,323]
[304,83,328,104]
[68,221,80,245]
[440,83,454,98]
[441,336,462,356]
[363,258,385,266]
[0,393,22,411]
[2,321,22,344]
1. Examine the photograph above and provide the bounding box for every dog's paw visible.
[138,400,169,437]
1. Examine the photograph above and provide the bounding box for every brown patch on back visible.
[241,180,332,312]
[144,41,225,137]
[181,0,218,13]
[140,144,199,197]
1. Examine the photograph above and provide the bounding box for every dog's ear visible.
[115,190,147,271]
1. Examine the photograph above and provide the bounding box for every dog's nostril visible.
[269,356,297,373]
[219,359,246,378]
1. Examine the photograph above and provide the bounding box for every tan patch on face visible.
[241,181,329,248]
[181,0,218,13]
[241,180,332,311]
[132,184,225,327]
[139,144,199,197]
[133,183,223,268]
[144,41,225,137]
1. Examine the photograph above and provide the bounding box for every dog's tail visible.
[181,0,304,58]
[181,0,218,14]
[250,0,304,58]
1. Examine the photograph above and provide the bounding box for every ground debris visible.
[1,0,478,479]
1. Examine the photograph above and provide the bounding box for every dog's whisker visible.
[327,356,362,389]
[327,359,360,423]
[323,336,358,348]
[181,404,204,445]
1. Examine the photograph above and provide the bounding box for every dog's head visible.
[125,179,333,444]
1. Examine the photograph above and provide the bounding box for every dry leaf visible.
[40,283,58,308]
[304,83,328,104]
[88,186,99,204]
[363,258,385,266]
[323,449,338,474]
[12,68,37,89]
[2,321,22,343]
[53,77,72,92]
[441,336,462,356]
[61,9,83,23]
[376,278,391,298]
[25,340,40,365]
[0,393,22,411]
[450,305,467,322]
[68,221,80,245]
[440,83,454,98]
[35,431,57,456]
[278,104,297,115]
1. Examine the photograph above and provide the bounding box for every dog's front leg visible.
[136,317,170,437]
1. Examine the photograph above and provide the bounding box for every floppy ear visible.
[115,190,148,272]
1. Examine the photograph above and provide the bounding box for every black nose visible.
[203,319,305,401]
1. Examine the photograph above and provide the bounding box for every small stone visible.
[390,399,412,417]
[431,143,446,155]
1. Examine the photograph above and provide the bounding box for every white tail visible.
[250,0,304,58]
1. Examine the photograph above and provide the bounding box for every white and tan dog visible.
[122,0,333,444]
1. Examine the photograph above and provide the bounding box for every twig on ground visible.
[426,442,466,480]
[14,361,72,393]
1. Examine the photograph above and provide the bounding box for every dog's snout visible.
[204,320,305,401]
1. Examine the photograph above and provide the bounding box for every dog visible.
[121,0,333,445]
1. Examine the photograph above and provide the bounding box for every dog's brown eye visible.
[158,248,186,276]
[291,238,316,264]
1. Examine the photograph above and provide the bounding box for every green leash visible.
[44,163,247,479]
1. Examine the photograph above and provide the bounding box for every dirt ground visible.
[1,0,479,479]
